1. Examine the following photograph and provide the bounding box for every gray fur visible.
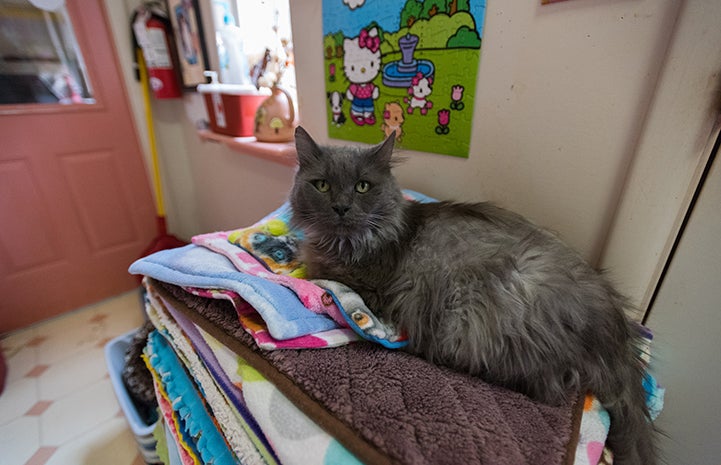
[290,127,656,465]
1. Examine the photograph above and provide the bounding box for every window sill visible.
[197,129,297,167]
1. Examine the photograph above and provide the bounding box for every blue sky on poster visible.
[322,0,486,38]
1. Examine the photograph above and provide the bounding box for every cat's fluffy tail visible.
[595,324,657,465]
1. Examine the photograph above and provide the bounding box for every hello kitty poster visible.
[322,0,486,157]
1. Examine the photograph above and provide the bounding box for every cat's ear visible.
[366,132,396,168]
[294,126,322,167]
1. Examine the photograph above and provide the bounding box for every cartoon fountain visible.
[382,34,435,88]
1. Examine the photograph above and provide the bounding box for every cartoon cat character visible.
[381,101,404,141]
[405,72,433,115]
[344,27,381,126]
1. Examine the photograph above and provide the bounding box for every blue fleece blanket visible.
[129,245,338,340]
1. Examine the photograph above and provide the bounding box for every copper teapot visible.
[254,86,297,142]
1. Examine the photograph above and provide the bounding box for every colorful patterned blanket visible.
[131,195,436,350]
[130,193,664,465]
[146,279,582,465]
[144,283,360,465]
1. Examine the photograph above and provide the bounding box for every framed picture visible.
[321,0,487,158]
[166,0,209,88]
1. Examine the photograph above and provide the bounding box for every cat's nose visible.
[333,205,351,217]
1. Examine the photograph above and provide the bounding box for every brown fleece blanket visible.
[150,279,583,465]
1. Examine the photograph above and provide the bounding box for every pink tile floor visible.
[0,290,148,465]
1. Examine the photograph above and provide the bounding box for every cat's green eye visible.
[313,180,330,193]
[355,180,371,193]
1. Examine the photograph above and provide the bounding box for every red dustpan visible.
[140,216,187,258]
[136,49,187,261]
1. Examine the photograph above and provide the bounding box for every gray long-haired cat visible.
[289,127,656,465]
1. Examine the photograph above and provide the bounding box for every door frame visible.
[599,0,721,319]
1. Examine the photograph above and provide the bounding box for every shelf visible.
[197,129,297,167]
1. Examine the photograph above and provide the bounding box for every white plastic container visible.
[212,1,251,86]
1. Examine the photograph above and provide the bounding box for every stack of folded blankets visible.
[130,192,664,465]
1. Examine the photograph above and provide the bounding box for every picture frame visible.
[166,0,209,88]
[321,0,487,158]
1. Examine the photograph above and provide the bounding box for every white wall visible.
[104,0,721,313]
[293,0,678,263]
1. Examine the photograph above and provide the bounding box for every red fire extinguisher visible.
[132,4,182,99]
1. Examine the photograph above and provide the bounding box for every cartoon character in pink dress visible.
[344,28,381,125]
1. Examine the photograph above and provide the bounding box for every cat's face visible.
[290,127,402,243]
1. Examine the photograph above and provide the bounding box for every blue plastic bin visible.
[105,329,161,464]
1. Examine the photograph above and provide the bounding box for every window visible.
[0,0,94,105]
[210,0,295,94]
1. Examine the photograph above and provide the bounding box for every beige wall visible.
[296,0,680,266]
[104,0,721,313]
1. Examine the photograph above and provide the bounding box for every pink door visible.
[0,0,157,332]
